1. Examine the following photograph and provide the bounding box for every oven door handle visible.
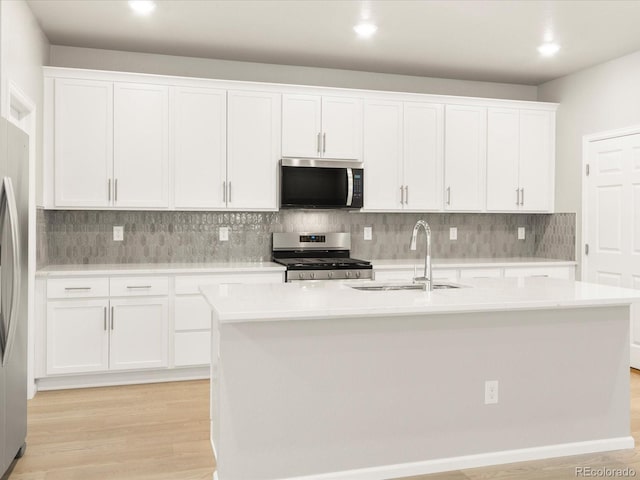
[346,168,353,206]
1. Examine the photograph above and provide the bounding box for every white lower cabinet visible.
[373,263,576,283]
[46,299,110,375]
[109,297,169,371]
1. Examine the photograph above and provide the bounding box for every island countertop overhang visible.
[200,277,640,323]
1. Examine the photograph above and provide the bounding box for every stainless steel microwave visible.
[280,158,364,209]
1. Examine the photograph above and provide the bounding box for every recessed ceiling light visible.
[354,22,378,37]
[129,0,156,15]
[537,42,560,57]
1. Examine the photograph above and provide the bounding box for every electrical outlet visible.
[449,227,457,240]
[485,380,499,405]
[219,226,229,242]
[113,226,124,242]
[518,227,525,240]
[364,226,372,241]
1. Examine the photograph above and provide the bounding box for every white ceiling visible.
[26,0,640,85]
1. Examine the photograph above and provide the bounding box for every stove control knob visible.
[310,272,315,279]
[346,271,352,278]
[299,272,305,280]
[328,272,334,279]
[356,271,361,278]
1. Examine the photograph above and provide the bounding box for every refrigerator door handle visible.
[1,177,21,367]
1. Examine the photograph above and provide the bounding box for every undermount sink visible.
[350,282,464,292]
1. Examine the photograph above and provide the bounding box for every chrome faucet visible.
[410,220,432,291]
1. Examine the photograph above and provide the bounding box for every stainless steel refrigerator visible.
[0,117,28,478]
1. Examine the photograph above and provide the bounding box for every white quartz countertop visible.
[372,257,577,269]
[36,261,286,277]
[200,277,640,323]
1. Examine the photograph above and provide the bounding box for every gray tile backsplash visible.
[37,210,576,267]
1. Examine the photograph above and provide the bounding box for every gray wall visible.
[37,209,574,267]
[48,45,538,101]
[538,49,640,272]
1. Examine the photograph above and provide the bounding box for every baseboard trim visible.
[36,366,210,391]
[272,437,635,480]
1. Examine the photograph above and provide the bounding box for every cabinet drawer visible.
[175,331,211,367]
[175,272,283,295]
[504,266,575,280]
[433,269,458,282]
[110,276,169,297]
[174,296,211,331]
[459,268,503,279]
[47,277,109,299]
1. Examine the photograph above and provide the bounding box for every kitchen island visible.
[201,278,640,480]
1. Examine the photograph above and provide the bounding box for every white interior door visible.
[585,133,640,368]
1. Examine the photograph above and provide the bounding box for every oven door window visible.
[281,167,348,208]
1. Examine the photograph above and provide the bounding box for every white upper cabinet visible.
[114,83,169,208]
[518,110,554,212]
[281,94,322,158]
[171,87,227,209]
[486,108,555,212]
[226,90,281,210]
[282,94,362,160]
[487,108,520,211]
[44,68,556,213]
[444,105,487,211]
[321,96,362,160]
[403,102,443,211]
[364,100,443,211]
[363,100,403,210]
[54,79,113,208]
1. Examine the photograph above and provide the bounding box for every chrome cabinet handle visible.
[64,287,92,291]
[516,188,520,206]
[228,182,232,203]
[103,307,107,331]
[115,178,118,202]
[108,178,111,202]
[405,185,409,205]
[322,133,326,153]
[110,306,114,330]
[400,185,404,205]
[520,188,525,206]
[446,186,451,205]
[317,132,321,154]
[126,285,152,289]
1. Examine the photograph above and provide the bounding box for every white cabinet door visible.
[444,105,486,211]
[519,110,553,212]
[321,96,362,160]
[226,90,281,210]
[54,79,113,208]
[363,100,403,210]
[172,87,227,209]
[46,299,109,375]
[281,94,322,158]
[403,102,444,211]
[486,108,520,211]
[109,297,169,371]
[113,83,169,208]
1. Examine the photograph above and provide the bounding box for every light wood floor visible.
[10,372,640,479]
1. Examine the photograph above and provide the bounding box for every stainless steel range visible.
[272,232,373,282]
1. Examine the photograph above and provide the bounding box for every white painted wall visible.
[49,45,538,101]
[0,0,49,203]
[538,49,640,272]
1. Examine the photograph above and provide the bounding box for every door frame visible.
[581,124,640,280]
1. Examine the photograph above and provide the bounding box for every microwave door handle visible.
[346,168,354,206]
[1,178,20,367]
